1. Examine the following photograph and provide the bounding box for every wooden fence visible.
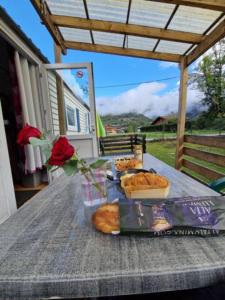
[181,135,225,183]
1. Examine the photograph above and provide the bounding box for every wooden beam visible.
[65,41,181,62]
[183,159,224,180]
[54,44,62,63]
[30,0,66,54]
[51,15,203,44]
[181,169,207,185]
[54,44,66,135]
[184,147,225,167]
[175,57,188,170]
[187,18,225,66]
[184,135,225,148]
[148,0,225,11]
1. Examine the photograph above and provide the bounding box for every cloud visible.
[159,61,178,68]
[58,69,84,99]
[96,82,205,118]
[189,40,222,70]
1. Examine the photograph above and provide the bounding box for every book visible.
[119,196,225,237]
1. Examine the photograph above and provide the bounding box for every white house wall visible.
[1,17,50,132]
[0,15,52,221]
[47,71,60,135]
[0,16,45,66]
[64,86,90,135]
[47,70,90,135]
[0,101,17,224]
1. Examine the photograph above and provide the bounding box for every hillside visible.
[101,113,151,132]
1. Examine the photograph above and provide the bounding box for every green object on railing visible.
[209,177,225,193]
[96,113,106,138]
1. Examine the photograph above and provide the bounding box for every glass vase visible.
[81,168,107,207]
[81,168,108,224]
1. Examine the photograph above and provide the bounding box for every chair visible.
[99,134,146,156]
[209,177,225,194]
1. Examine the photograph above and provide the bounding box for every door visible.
[0,100,17,224]
[41,63,98,159]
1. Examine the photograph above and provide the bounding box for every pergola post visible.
[54,43,66,135]
[175,57,188,170]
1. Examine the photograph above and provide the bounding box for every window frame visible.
[85,112,91,133]
[76,108,81,132]
[65,105,77,131]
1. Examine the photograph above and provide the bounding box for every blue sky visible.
[2,0,201,117]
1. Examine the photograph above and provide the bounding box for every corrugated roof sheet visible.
[44,0,224,57]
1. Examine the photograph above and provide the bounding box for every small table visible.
[0,154,223,300]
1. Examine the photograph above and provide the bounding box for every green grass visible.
[105,130,225,191]
[147,141,176,167]
[147,140,225,186]
[145,132,176,139]
[144,129,225,139]
[106,129,225,139]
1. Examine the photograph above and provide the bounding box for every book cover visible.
[119,196,225,236]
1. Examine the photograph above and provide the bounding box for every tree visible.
[192,40,225,120]
[127,123,136,133]
[211,117,225,134]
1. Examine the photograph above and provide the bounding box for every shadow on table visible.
[67,284,225,300]
[123,285,225,300]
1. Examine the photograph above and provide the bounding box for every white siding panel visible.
[63,85,90,135]
[51,107,58,116]
[50,101,58,110]
[47,70,90,136]
[47,71,60,134]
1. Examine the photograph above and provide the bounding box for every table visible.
[0,154,223,299]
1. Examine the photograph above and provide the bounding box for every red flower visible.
[17,124,42,146]
[48,137,75,166]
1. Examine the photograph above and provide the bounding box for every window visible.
[76,108,81,132]
[66,105,76,131]
[85,112,90,133]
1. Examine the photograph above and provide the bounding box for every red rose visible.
[17,123,42,146]
[48,137,75,166]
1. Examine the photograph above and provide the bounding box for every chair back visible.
[99,134,146,156]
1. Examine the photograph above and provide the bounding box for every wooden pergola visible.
[31,0,225,170]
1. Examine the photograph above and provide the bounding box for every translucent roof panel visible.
[86,0,129,22]
[126,35,157,51]
[185,44,197,56]
[40,0,224,59]
[59,28,92,43]
[92,31,124,47]
[129,0,176,28]
[206,14,225,34]
[46,0,86,18]
[168,6,221,34]
[156,41,192,55]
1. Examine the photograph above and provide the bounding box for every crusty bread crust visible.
[115,158,142,171]
[123,172,169,191]
[92,203,119,234]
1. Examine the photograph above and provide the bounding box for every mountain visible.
[101,113,152,132]
[186,107,204,119]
